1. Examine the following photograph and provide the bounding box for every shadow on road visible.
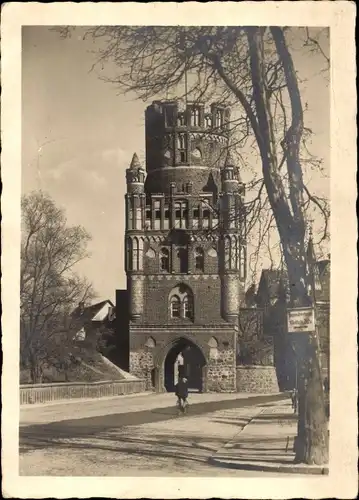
[20,427,236,476]
[20,394,289,453]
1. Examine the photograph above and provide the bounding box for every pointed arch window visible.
[230,236,237,270]
[195,247,204,272]
[127,238,133,270]
[170,295,181,318]
[183,295,193,319]
[128,206,133,230]
[169,285,194,320]
[177,113,185,126]
[208,336,219,360]
[216,110,223,127]
[177,134,187,163]
[224,236,231,269]
[174,201,188,229]
[190,108,200,126]
[135,207,142,230]
[160,248,170,272]
[240,245,246,279]
[132,237,144,271]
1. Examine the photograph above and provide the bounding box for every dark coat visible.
[175,379,188,398]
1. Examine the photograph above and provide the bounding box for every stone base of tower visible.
[129,323,237,393]
[236,365,280,394]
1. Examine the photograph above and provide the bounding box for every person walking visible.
[175,376,189,413]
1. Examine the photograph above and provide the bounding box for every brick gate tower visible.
[124,100,246,392]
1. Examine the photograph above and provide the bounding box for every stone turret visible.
[126,153,146,194]
[219,151,245,325]
[125,153,145,322]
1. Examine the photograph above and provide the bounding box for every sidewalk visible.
[209,399,329,475]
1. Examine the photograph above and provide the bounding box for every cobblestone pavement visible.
[20,396,288,477]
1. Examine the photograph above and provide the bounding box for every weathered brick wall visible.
[221,275,241,320]
[130,326,237,393]
[128,276,144,320]
[142,275,223,325]
[236,366,279,393]
[207,346,236,392]
[144,239,220,275]
[129,350,156,391]
[146,166,222,196]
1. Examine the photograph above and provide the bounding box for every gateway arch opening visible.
[164,338,206,392]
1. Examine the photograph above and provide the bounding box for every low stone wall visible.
[20,379,147,405]
[236,365,279,394]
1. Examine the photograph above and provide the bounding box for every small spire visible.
[129,152,142,170]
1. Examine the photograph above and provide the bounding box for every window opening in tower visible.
[195,248,204,272]
[177,247,189,273]
[177,134,187,163]
[174,201,188,229]
[163,207,170,230]
[216,110,223,127]
[160,248,170,272]
[131,237,143,271]
[170,295,181,318]
[183,295,193,319]
[153,200,161,230]
[190,108,200,127]
[169,287,194,319]
[192,206,200,229]
[177,113,185,127]
[165,107,175,127]
[202,209,210,229]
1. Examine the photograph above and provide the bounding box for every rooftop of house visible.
[71,299,115,325]
[256,269,288,304]
[255,256,330,306]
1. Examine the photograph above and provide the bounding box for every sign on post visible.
[287,307,315,333]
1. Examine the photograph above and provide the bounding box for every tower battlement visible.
[148,99,230,133]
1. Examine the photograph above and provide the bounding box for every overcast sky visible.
[22,26,329,302]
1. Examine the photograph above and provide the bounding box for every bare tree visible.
[56,25,329,464]
[20,191,95,383]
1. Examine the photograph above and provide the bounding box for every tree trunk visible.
[246,27,328,465]
[295,338,328,464]
[29,351,43,383]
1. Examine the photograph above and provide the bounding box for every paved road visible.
[20,393,291,476]
[20,391,286,426]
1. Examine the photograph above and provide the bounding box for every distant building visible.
[71,300,115,342]
[255,243,330,390]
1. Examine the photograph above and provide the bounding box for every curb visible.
[208,456,329,475]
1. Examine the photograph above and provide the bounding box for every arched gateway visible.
[162,337,206,392]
